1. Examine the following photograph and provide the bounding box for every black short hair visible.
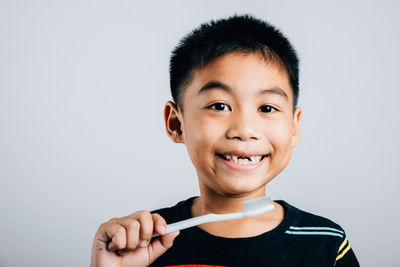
[169,14,300,113]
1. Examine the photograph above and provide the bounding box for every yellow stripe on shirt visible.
[334,239,350,265]
[338,237,348,252]
[334,237,350,265]
[335,244,351,262]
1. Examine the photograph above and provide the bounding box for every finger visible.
[151,213,167,236]
[91,223,112,262]
[103,222,127,251]
[94,222,112,245]
[148,230,180,265]
[117,217,140,250]
[135,210,155,247]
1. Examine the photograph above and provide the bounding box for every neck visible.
[193,185,267,214]
[190,184,285,238]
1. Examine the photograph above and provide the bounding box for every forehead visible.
[183,52,293,103]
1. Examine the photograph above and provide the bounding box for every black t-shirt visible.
[150,196,360,267]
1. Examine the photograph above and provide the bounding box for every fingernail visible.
[139,240,147,248]
[160,225,166,233]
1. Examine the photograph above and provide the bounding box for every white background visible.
[1,0,399,266]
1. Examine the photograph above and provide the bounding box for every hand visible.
[90,210,180,267]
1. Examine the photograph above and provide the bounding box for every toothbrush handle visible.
[152,212,243,238]
[167,212,243,232]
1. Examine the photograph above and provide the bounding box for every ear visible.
[291,107,302,148]
[164,101,184,143]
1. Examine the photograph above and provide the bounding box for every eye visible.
[209,103,230,111]
[258,105,278,113]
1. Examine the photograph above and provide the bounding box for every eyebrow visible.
[197,80,288,99]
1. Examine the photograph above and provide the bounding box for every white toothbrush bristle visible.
[242,196,274,217]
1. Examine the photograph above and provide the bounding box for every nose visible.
[226,111,261,141]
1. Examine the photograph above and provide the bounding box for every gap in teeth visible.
[222,154,264,165]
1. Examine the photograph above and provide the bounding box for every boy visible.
[91,14,360,266]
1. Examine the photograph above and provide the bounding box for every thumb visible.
[147,231,180,264]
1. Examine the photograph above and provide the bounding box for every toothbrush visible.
[152,196,274,238]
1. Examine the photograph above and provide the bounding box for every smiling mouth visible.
[216,153,270,165]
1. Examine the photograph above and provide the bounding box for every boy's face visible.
[164,52,301,197]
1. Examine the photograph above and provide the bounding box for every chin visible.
[219,179,263,195]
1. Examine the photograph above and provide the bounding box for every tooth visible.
[225,155,231,160]
[232,156,238,163]
[250,156,256,163]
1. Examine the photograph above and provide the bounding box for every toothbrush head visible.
[242,196,275,217]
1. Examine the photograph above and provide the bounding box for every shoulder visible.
[150,196,196,224]
[279,200,345,234]
[279,200,359,266]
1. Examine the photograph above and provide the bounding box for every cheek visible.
[184,117,220,165]
[266,120,293,175]
[268,120,293,151]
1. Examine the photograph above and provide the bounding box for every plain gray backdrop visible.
[1,0,399,266]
